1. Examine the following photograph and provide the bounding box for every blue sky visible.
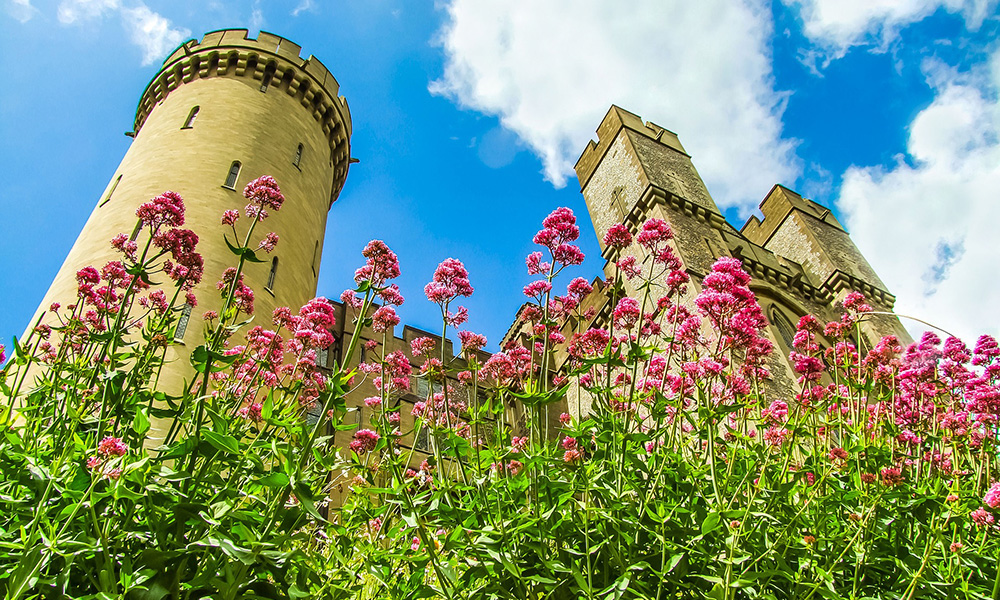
[2,0,999,351]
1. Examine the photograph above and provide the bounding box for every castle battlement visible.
[575,105,687,190]
[134,29,352,201]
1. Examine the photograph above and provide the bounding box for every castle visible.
[26,29,910,453]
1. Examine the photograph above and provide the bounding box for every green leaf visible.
[132,408,151,435]
[202,430,239,455]
[224,234,244,257]
[701,511,722,536]
[261,392,274,422]
[258,472,289,488]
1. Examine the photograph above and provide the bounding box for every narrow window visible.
[266,257,278,290]
[182,105,199,129]
[224,160,241,189]
[311,240,319,276]
[356,406,364,428]
[129,220,142,242]
[414,424,430,452]
[770,307,796,350]
[316,346,328,369]
[173,303,193,342]
[293,143,303,168]
[99,175,122,207]
[260,71,272,92]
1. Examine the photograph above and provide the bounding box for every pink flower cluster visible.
[350,429,380,454]
[603,223,632,249]
[136,191,185,229]
[425,258,474,304]
[372,305,400,334]
[355,240,402,289]
[243,175,284,221]
[533,207,585,268]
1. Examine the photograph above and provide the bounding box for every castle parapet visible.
[574,105,687,190]
[134,29,352,203]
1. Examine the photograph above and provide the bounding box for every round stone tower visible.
[29,29,352,391]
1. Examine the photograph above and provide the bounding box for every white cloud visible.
[430,0,801,214]
[57,0,119,24]
[121,4,189,65]
[55,0,187,66]
[6,0,37,22]
[783,0,996,56]
[291,0,314,17]
[838,52,1000,343]
[250,0,264,32]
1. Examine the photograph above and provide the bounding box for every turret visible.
[26,29,353,392]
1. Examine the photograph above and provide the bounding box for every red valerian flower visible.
[243,175,284,220]
[136,190,185,229]
[350,429,380,454]
[603,223,632,249]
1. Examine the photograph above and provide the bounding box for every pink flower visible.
[829,447,848,462]
[507,460,523,476]
[458,330,487,352]
[566,277,593,300]
[562,437,578,450]
[411,336,436,357]
[371,305,400,333]
[350,429,380,454]
[559,413,571,425]
[983,482,1000,509]
[636,218,672,250]
[110,233,138,259]
[364,396,382,408]
[358,240,401,286]
[612,297,641,330]
[340,289,363,309]
[258,232,279,253]
[526,251,550,275]
[411,537,421,551]
[971,508,994,527]
[880,467,904,486]
[446,306,468,326]
[98,437,128,457]
[603,223,632,249]
[563,449,582,463]
[523,280,552,298]
[843,291,873,313]
[378,284,405,306]
[425,258,474,304]
[243,175,284,220]
[950,541,963,552]
[616,256,641,280]
[221,209,239,225]
[762,400,788,424]
[136,190,185,229]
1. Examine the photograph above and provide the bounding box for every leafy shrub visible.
[2,178,998,599]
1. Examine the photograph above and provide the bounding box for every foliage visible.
[2,179,999,599]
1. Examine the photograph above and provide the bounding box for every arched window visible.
[293,143,303,168]
[174,303,193,342]
[311,240,319,276]
[99,174,122,207]
[182,105,199,129]
[770,307,797,350]
[266,256,278,290]
[224,161,241,189]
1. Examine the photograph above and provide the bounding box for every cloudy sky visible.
[1,0,998,351]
